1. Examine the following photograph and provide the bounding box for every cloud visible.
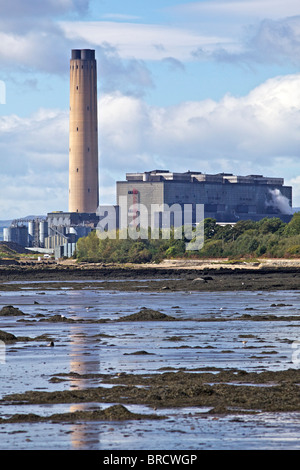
[0,172,68,219]
[1,73,300,218]
[101,14,141,21]
[0,32,153,100]
[162,57,185,72]
[99,74,300,179]
[248,17,300,65]
[96,43,154,96]
[289,176,300,208]
[0,107,69,218]
[61,20,230,61]
[0,0,89,19]
[0,0,90,75]
[0,25,72,74]
[205,16,300,66]
[0,108,68,175]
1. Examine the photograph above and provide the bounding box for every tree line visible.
[76,213,300,263]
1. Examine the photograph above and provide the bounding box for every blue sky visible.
[0,0,300,219]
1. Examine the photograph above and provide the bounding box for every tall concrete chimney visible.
[69,49,99,213]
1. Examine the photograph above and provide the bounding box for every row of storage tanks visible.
[3,220,49,248]
[3,220,93,250]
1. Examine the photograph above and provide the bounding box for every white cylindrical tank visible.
[28,221,35,237]
[39,221,48,248]
[3,227,12,242]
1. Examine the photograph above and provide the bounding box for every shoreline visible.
[1,260,300,438]
[0,258,300,291]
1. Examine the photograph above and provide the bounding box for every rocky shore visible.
[1,368,300,423]
[1,260,300,429]
[0,260,300,292]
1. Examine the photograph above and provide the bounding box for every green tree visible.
[258,217,285,234]
[284,213,300,236]
[204,218,218,239]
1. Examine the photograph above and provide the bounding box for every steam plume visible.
[267,189,293,214]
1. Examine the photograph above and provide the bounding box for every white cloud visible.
[1,73,300,218]
[61,21,233,61]
[99,74,300,200]
[0,172,68,219]
[289,175,300,208]
[0,25,72,74]
[0,108,68,172]
[0,107,69,218]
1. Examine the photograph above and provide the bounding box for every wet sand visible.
[0,261,300,292]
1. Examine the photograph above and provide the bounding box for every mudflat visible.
[0,260,300,292]
[1,260,300,439]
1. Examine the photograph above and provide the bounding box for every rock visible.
[124,350,154,355]
[192,277,206,282]
[39,314,75,323]
[0,305,25,316]
[0,330,17,343]
[0,405,163,423]
[118,307,176,322]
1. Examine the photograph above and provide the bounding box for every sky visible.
[0,0,300,219]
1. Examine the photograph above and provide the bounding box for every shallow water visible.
[0,281,300,449]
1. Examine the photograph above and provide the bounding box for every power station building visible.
[115,170,293,227]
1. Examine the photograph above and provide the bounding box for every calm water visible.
[0,281,300,450]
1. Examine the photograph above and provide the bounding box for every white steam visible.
[267,189,293,214]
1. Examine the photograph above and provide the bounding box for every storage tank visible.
[28,221,35,237]
[3,227,12,242]
[39,221,48,248]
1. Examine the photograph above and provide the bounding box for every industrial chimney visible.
[68,49,99,213]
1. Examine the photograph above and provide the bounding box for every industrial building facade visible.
[116,170,293,227]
